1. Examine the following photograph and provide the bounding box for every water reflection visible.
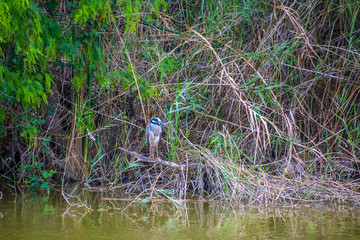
[0,185,359,240]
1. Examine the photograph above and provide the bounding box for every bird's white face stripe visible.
[151,118,162,125]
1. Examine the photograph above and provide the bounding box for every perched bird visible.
[145,117,169,158]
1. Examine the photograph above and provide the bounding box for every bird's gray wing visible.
[145,123,150,147]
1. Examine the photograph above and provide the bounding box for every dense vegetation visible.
[1,0,360,204]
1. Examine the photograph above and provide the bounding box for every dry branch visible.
[118,147,198,169]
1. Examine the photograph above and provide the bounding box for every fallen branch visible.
[119,147,197,169]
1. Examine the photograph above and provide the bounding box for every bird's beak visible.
[161,121,172,126]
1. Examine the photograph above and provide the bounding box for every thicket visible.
[1,0,360,204]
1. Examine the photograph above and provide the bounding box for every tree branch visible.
[118,147,197,169]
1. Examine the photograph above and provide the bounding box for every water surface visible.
[0,185,359,239]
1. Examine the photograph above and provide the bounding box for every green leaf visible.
[73,75,85,90]
[44,74,52,92]
[37,162,45,168]
[0,108,5,124]
[41,146,51,153]
[40,181,49,190]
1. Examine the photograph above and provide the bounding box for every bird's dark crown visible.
[150,117,162,125]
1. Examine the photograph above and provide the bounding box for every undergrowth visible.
[1,0,360,205]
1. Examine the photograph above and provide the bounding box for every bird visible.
[145,117,169,158]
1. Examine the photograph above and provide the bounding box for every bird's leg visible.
[155,145,159,159]
[149,146,153,158]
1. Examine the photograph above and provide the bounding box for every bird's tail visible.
[150,147,156,154]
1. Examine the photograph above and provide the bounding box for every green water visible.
[0,186,359,240]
